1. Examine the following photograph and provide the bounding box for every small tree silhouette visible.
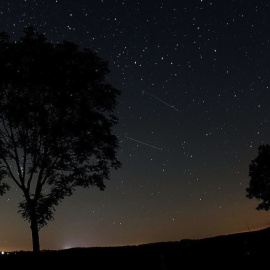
[246,144,270,210]
[0,27,121,252]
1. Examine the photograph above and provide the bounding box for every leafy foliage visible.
[246,144,270,210]
[0,27,121,230]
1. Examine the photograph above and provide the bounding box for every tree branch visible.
[34,140,51,201]
[8,122,24,185]
[41,156,59,186]
[1,157,22,189]
[27,134,43,192]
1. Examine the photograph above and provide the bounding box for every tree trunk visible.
[30,211,40,253]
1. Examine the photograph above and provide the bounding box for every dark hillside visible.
[1,227,270,269]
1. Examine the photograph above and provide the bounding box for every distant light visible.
[1,251,4,255]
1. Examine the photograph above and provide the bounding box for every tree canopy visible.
[246,144,270,210]
[0,27,121,251]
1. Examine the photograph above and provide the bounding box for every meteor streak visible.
[142,90,179,112]
[125,136,162,151]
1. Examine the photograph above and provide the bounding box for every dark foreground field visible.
[1,227,270,269]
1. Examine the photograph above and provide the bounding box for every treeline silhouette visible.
[1,227,270,269]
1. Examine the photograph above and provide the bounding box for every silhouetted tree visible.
[246,144,270,211]
[0,27,121,252]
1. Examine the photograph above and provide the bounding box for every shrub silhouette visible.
[246,144,270,210]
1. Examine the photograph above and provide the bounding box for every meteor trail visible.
[125,136,162,151]
[142,90,179,112]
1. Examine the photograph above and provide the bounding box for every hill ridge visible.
[1,227,270,269]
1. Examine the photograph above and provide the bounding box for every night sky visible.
[1,0,270,252]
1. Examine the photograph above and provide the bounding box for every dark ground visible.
[1,227,270,269]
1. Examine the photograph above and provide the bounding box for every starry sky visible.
[0,0,270,252]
